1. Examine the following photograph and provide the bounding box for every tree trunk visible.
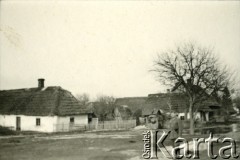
[189,101,194,135]
[185,108,188,120]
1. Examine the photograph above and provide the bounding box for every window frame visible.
[180,116,185,120]
[36,118,41,126]
[70,117,75,124]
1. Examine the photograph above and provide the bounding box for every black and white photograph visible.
[0,0,240,160]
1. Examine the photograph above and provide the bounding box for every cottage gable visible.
[115,97,147,113]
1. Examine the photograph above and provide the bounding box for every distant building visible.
[0,79,90,132]
[115,97,147,114]
[115,97,147,125]
[116,91,232,128]
[143,93,222,122]
[86,102,132,121]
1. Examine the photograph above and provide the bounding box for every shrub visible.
[0,126,16,136]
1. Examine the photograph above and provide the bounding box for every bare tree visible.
[76,93,90,105]
[94,95,116,121]
[96,94,115,105]
[152,42,232,134]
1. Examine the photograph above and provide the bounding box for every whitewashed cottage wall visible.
[0,115,58,132]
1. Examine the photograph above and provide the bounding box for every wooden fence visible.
[54,119,136,132]
[88,119,136,130]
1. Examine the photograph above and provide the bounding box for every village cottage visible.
[116,91,233,129]
[142,93,222,129]
[0,79,90,132]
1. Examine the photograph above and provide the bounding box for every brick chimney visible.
[38,78,45,88]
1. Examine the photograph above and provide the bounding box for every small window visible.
[36,118,41,126]
[180,116,185,120]
[70,117,74,123]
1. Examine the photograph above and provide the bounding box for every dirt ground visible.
[0,130,239,160]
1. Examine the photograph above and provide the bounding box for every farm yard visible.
[1,1,240,160]
[1,130,143,160]
[0,129,240,160]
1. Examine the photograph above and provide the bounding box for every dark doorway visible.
[16,117,21,131]
[209,112,214,121]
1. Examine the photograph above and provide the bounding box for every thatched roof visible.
[142,93,220,116]
[0,86,88,116]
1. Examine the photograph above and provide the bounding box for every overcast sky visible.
[0,1,240,99]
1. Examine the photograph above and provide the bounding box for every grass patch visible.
[0,126,16,136]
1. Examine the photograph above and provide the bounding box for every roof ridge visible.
[0,86,62,92]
